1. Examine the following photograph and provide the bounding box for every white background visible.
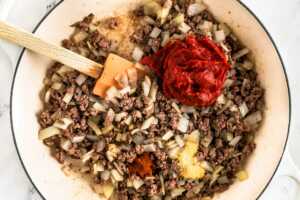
[0,0,300,199]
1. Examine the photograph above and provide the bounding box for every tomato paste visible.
[141,35,230,107]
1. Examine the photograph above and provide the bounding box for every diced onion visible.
[239,102,249,117]
[198,20,213,32]
[188,130,201,143]
[210,166,224,186]
[131,128,141,135]
[160,174,165,195]
[171,34,185,40]
[244,111,262,127]
[166,140,179,149]
[119,86,131,96]
[162,130,174,141]
[200,161,213,172]
[60,139,72,151]
[233,48,250,60]
[150,27,162,38]
[102,125,114,135]
[142,76,152,97]
[174,4,180,11]
[111,169,124,182]
[183,113,190,120]
[88,119,102,136]
[127,179,133,188]
[124,115,133,126]
[115,133,126,142]
[72,31,88,43]
[51,82,63,90]
[57,65,73,76]
[141,116,156,130]
[144,16,156,25]
[187,3,207,17]
[79,47,90,57]
[115,112,128,122]
[133,178,144,190]
[219,23,231,36]
[63,89,74,104]
[51,74,61,82]
[159,0,172,24]
[201,135,212,148]
[106,86,121,99]
[181,105,196,113]
[133,134,145,145]
[44,89,51,103]
[149,81,158,102]
[225,132,234,142]
[53,118,73,130]
[115,73,129,88]
[75,74,87,86]
[229,136,242,146]
[214,30,226,42]
[175,135,185,148]
[93,162,105,174]
[172,13,185,26]
[143,143,157,152]
[132,46,144,62]
[172,102,181,114]
[89,95,97,102]
[127,68,138,88]
[101,170,110,181]
[81,149,95,163]
[230,104,239,112]
[171,188,186,198]
[161,31,170,47]
[106,144,120,162]
[39,126,61,140]
[93,101,106,112]
[106,152,115,163]
[216,94,226,105]
[144,103,154,117]
[177,116,189,133]
[224,79,234,88]
[86,134,99,142]
[72,135,85,143]
[144,1,162,17]
[178,22,191,33]
[168,147,180,159]
[242,60,254,70]
[220,42,230,52]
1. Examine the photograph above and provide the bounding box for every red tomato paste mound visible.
[141,35,230,107]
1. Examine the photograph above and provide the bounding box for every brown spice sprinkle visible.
[128,153,153,177]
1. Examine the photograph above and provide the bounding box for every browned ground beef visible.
[38,0,264,199]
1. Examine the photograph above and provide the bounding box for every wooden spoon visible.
[0,21,142,97]
[0,21,104,78]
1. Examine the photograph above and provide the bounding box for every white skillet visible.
[10,0,290,199]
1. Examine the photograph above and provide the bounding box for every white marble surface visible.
[0,0,300,199]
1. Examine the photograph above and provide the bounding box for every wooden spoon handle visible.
[0,21,103,78]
